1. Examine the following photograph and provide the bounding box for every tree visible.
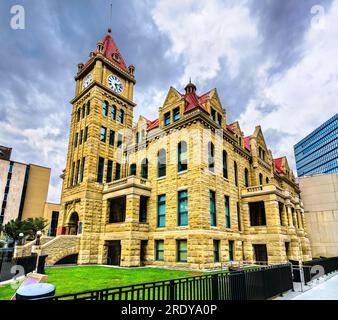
[2,219,32,242]
[26,217,49,238]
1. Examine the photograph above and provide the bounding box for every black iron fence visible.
[36,264,293,301]
[0,254,47,282]
[291,257,338,284]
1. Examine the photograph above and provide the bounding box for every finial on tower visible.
[185,78,197,94]
[108,3,113,34]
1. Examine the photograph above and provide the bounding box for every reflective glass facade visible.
[294,113,338,177]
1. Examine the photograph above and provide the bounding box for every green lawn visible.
[0,266,204,300]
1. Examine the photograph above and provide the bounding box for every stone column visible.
[125,194,140,222]
[286,206,293,226]
[120,239,141,267]
[241,203,250,230]
[243,241,254,263]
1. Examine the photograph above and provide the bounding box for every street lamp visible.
[33,230,43,273]
[36,230,42,246]
[18,233,24,245]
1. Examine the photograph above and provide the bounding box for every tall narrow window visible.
[225,196,231,228]
[139,196,148,223]
[100,127,107,143]
[74,133,78,148]
[141,158,148,179]
[109,130,115,146]
[234,161,238,187]
[214,240,220,263]
[178,141,188,172]
[173,107,180,122]
[164,112,170,126]
[97,157,104,183]
[84,127,88,142]
[111,105,116,120]
[157,195,166,228]
[87,102,90,115]
[155,240,164,261]
[244,168,249,187]
[208,142,215,172]
[178,190,188,226]
[259,173,263,185]
[77,109,81,122]
[130,163,137,176]
[217,114,222,126]
[82,105,86,118]
[211,108,216,121]
[102,101,108,116]
[177,240,187,262]
[229,240,234,261]
[210,190,217,227]
[107,160,113,183]
[158,149,166,178]
[223,151,228,178]
[118,109,124,124]
[141,129,145,141]
[115,163,121,180]
[70,162,75,186]
[117,134,123,148]
[136,132,139,144]
[237,202,241,231]
[80,158,85,183]
[79,130,83,145]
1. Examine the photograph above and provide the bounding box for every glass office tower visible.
[294,113,338,177]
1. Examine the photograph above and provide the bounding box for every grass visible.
[0,266,205,300]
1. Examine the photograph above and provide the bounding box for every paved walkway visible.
[292,274,338,300]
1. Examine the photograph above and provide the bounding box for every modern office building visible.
[0,145,60,229]
[299,173,338,257]
[294,113,338,177]
[27,29,311,268]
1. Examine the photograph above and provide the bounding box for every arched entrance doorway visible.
[68,212,79,235]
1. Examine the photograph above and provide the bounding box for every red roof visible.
[85,32,128,72]
[274,157,284,174]
[147,119,159,131]
[244,136,251,152]
[183,91,210,115]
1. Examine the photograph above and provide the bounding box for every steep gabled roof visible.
[274,157,284,174]
[147,119,159,131]
[83,31,128,72]
[184,91,210,115]
[244,136,252,152]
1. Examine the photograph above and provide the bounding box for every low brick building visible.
[56,30,311,268]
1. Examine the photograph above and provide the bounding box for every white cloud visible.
[239,1,338,170]
[151,0,259,84]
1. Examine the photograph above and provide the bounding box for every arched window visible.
[178,141,188,172]
[244,168,249,187]
[111,105,117,120]
[259,173,263,185]
[130,163,137,176]
[223,151,228,178]
[118,109,124,124]
[234,161,238,186]
[158,149,166,178]
[141,158,148,179]
[208,142,215,172]
[102,101,108,116]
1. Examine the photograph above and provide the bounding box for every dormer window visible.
[164,112,171,126]
[112,53,120,62]
[211,108,216,122]
[173,107,180,122]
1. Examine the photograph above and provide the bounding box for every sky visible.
[0,0,337,203]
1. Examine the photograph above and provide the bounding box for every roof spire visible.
[108,3,113,34]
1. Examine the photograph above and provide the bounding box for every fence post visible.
[169,280,175,300]
[211,274,219,300]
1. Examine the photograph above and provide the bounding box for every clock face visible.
[108,75,123,94]
[83,74,93,90]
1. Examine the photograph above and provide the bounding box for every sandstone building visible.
[56,30,312,268]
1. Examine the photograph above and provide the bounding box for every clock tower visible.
[58,29,136,264]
